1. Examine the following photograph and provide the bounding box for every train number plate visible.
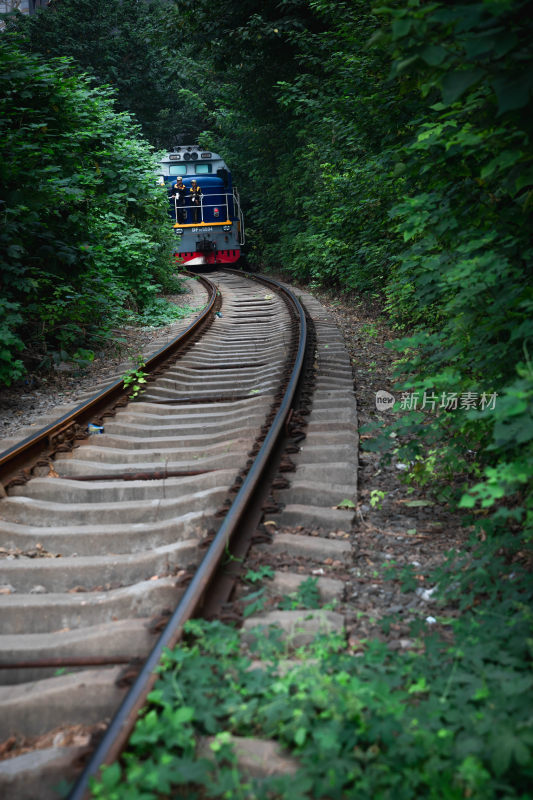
[192,227,213,233]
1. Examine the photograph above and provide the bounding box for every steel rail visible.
[68,273,307,800]
[0,276,218,489]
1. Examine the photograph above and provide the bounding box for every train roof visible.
[160,145,228,175]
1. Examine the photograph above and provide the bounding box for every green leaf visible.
[99,761,122,790]
[492,77,531,114]
[459,493,479,509]
[441,69,484,104]
[514,168,533,194]
[408,676,429,694]
[172,706,195,725]
[337,498,356,509]
[491,730,531,775]
[393,55,419,75]
[294,726,307,746]
[480,149,522,180]
[420,45,447,66]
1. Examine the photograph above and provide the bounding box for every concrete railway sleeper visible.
[0,271,302,795]
[0,272,359,800]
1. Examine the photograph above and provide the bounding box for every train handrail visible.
[171,193,234,224]
[170,190,243,244]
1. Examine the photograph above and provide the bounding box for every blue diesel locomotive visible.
[159,146,245,269]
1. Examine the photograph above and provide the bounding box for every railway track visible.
[0,271,358,799]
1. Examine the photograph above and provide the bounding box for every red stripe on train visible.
[174,250,241,265]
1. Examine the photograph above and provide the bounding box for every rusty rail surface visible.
[67,272,307,800]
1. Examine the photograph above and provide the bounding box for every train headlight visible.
[175,228,184,235]
[222,225,231,231]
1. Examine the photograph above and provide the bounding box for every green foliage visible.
[130,299,198,328]
[5,0,208,149]
[244,565,275,584]
[90,588,533,799]
[0,36,176,384]
[213,1,406,292]
[278,577,321,611]
[383,561,419,593]
[122,356,148,400]
[337,498,356,509]
[370,489,386,509]
[241,588,267,619]
[5,0,531,540]
[0,300,25,386]
[169,0,533,543]
[372,0,533,538]
[6,3,524,796]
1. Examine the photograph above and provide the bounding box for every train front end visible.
[160,147,245,270]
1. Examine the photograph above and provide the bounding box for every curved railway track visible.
[0,270,309,797]
[0,270,359,800]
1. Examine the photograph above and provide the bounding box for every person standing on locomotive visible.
[189,179,202,223]
[169,177,187,223]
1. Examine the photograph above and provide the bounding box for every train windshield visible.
[195,164,212,174]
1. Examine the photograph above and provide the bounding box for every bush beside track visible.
[0,35,177,385]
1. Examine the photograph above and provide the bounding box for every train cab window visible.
[195,164,212,174]
[171,166,190,175]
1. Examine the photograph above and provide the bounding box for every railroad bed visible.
[0,271,358,799]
